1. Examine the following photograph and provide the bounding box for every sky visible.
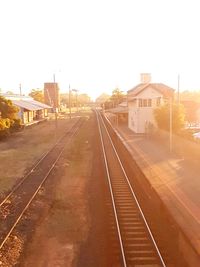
[0,0,200,100]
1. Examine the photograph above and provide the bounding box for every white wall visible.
[128,85,164,133]
[128,107,156,133]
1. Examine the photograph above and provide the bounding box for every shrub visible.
[0,118,11,139]
[10,118,23,132]
[154,103,185,133]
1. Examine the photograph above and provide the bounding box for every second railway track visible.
[0,117,83,250]
[96,110,169,267]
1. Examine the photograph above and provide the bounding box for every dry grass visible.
[19,113,93,267]
[0,118,76,194]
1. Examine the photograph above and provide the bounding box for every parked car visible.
[193,132,200,140]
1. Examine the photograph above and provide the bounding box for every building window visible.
[138,99,152,107]
[148,99,152,107]
[156,97,161,106]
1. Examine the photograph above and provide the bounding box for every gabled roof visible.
[1,94,52,111]
[128,83,174,98]
[12,100,41,111]
[26,99,52,109]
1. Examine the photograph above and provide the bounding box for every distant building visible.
[2,94,52,125]
[128,75,174,133]
[44,83,60,109]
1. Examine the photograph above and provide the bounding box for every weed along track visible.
[0,118,83,254]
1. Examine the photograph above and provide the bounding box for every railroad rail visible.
[96,110,168,267]
[0,117,83,250]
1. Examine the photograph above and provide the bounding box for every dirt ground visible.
[0,117,76,194]
[18,115,92,267]
[0,112,116,267]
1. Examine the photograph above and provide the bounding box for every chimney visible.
[140,73,151,83]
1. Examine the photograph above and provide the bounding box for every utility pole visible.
[19,83,22,96]
[53,74,58,142]
[72,89,78,113]
[177,74,180,105]
[169,97,173,152]
[76,91,78,113]
[72,89,78,114]
[69,84,71,119]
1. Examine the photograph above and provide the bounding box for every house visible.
[1,94,52,125]
[127,75,174,133]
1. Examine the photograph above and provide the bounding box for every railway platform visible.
[113,124,200,266]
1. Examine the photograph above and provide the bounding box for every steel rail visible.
[97,110,167,267]
[100,113,166,266]
[0,118,83,250]
[0,119,79,207]
[96,110,127,267]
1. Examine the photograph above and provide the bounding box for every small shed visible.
[3,94,52,125]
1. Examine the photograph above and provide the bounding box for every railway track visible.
[96,110,168,267]
[0,117,83,250]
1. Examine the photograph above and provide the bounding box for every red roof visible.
[128,83,174,98]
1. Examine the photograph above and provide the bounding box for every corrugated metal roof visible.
[12,100,41,110]
[26,99,52,109]
[2,94,52,110]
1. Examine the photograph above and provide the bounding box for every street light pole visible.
[169,97,173,152]
[76,91,78,113]
[69,84,71,119]
[19,83,22,96]
[72,89,78,114]
[177,74,180,105]
[53,73,58,142]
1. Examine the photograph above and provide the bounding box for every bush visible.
[10,118,23,132]
[154,103,185,133]
[0,118,11,139]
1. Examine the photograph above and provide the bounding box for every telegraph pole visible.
[177,74,180,104]
[53,74,58,142]
[72,89,78,114]
[19,83,22,96]
[69,84,71,119]
[169,97,173,152]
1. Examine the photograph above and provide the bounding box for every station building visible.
[2,94,52,125]
[127,74,175,133]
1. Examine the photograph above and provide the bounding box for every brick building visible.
[44,82,60,109]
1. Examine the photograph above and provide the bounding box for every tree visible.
[181,101,199,124]
[0,96,19,120]
[110,88,124,107]
[78,94,91,105]
[0,96,22,138]
[29,89,44,103]
[95,93,110,104]
[179,90,200,103]
[154,103,185,133]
